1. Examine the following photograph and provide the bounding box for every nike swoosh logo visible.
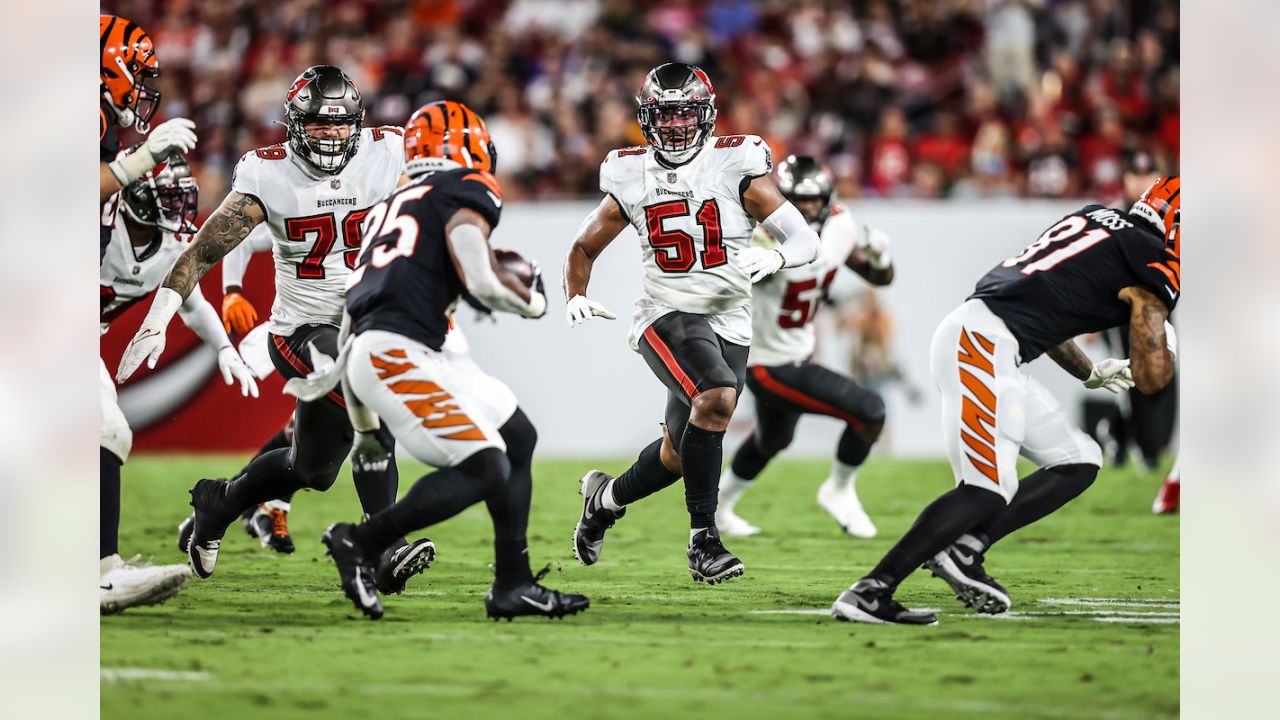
[752,139,763,146]
[486,191,502,208]
[520,595,555,612]
[856,596,879,612]
[1165,286,1177,301]
[955,551,976,567]
[100,583,114,590]
[355,569,378,607]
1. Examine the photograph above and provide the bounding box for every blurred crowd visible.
[105,0,1179,208]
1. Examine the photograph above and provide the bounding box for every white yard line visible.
[102,668,210,682]
[1040,597,1178,608]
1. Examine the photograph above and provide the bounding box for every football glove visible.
[857,226,893,270]
[737,247,785,283]
[566,294,616,327]
[146,117,198,161]
[521,261,549,319]
[351,431,390,474]
[1084,358,1134,394]
[217,347,259,398]
[221,291,259,335]
[117,288,182,382]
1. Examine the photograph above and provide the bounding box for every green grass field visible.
[103,454,1178,720]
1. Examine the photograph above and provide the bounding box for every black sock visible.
[352,449,507,557]
[679,423,725,529]
[612,438,681,506]
[973,464,1098,549]
[868,484,1006,587]
[224,448,308,514]
[244,428,295,505]
[100,447,122,559]
[729,436,771,481]
[352,425,400,517]
[488,411,537,589]
[835,426,874,467]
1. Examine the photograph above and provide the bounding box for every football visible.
[494,248,535,287]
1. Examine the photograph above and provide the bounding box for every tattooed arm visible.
[1045,339,1093,381]
[165,192,266,298]
[1119,285,1175,394]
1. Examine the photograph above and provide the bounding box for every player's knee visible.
[458,447,512,495]
[101,418,132,464]
[755,424,794,457]
[852,394,886,443]
[690,387,736,431]
[1074,434,1104,469]
[499,409,537,466]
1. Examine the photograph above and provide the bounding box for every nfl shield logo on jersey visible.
[331,179,342,190]
[667,172,677,184]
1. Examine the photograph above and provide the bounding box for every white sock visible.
[827,459,860,492]
[690,527,709,542]
[601,478,624,512]
[718,468,753,511]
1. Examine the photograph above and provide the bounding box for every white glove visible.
[146,117,198,161]
[737,247,785,283]
[1164,320,1177,360]
[117,288,183,383]
[857,226,893,270]
[565,294,616,327]
[1084,358,1134,394]
[217,346,259,398]
[351,431,390,474]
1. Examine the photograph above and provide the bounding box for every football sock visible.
[680,423,725,529]
[729,435,770,481]
[826,458,860,492]
[488,412,537,589]
[972,463,1098,549]
[100,447,122,559]
[243,428,295,506]
[867,484,1005,588]
[612,437,681,506]
[352,425,400,516]
[224,448,308,514]
[352,449,508,559]
[717,467,752,511]
[835,426,874,467]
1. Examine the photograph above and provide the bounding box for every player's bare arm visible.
[563,196,626,325]
[166,192,266,299]
[445,207,545,317]
[1045,339,1094,381]
[1119,285,1175,394]
[845,244,894,286]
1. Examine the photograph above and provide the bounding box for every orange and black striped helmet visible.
[404,101,497,176]
[1130,175,1180,257]
[101,15,161,132]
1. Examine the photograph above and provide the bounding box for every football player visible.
[565,63,820,584]
[99,15,197,256]
[832,177,1180,625]
[288,100,587,620]
[118,66,431,593]
[716,156,895,539]
[101,154,258,613]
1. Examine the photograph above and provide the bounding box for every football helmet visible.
[284,66,365,175]
[636,63,717,165]
[775,155,835,229]
[120,148,198,233]
[403,100,497,176]
[100,15,161,133]
[1130,175,1180,257]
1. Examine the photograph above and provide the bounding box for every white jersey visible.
[100,219,195,333]
[599,136,773,349]
[748,204,862,367]
[231,126,405,336]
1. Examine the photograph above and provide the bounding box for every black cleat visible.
[831,578,938,625]
[177,514,194,554]
[322,523,383,620]
[186,479,239,579]
[484,568,589,621]
[923,543,1011,614]
[572,470,625,566]
[374,538,436,595]
[688,528,745,584]
[242,504,295,554]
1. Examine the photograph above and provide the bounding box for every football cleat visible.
[831,578,938,625]
[1152,476,1179,515]
[572,470,625,566]
[322,523,383,620]
[715,506,761,538]
[242,503,295,554]
[688,528,745,584]
[177,513,194,554]
[484,567,589,621]
[924,543,1011,614]
[185,479,239,579]
[374,538,436,595]
[817,479,877,538]
[100,554,192,615]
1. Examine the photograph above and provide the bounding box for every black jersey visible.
[101,100,122,261]
[346,167,503,350]
[970,204,1180,362]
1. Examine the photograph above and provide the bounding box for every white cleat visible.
[715,507,761,537]
[100,554,192,615]
[816,479,846,531]
[839,490,877,538]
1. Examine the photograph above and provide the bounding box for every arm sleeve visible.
[1118,232,1180,312]
[761,202,821,268]
[177,283,233,350]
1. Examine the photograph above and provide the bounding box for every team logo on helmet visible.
[100,15,162,133]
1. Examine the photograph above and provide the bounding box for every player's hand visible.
[221,291,258,335]
[737,247,785,283]
[351,431,390,474]
[857,227,893,270]
[145,117,198,161]
[521,262,549,319]
[566,294,616,327]
[217,346,260,398]
[1084,358,1134,394]
[117,326,166,383]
